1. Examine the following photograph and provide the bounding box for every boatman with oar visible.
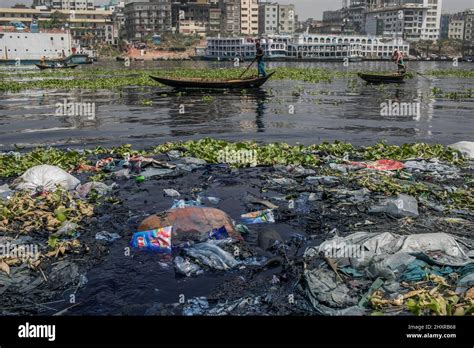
[255,41,266,78]
[392,49,406,74]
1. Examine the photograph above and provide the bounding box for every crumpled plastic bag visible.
[13,165,80,192]
[183,240,239,270]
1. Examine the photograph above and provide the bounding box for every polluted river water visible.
[0,60,473,316]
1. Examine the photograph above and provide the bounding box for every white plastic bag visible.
[13,165,80,192]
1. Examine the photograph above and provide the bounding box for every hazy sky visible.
[0,0,472,20]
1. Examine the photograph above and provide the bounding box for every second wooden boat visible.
[35,63,79,70]
[358,72,406,83]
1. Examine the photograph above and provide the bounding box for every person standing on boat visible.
[392,49,406,74]
[255,42,266,78]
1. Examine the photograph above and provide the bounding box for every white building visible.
[448,19,465,40]
[258,2,295,35]
[240,0,258,35]
[33,0,95,11]
[365,0,442,41]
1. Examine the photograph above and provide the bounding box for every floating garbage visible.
[241,209,275,224]
[208,226,229,240]
[369,194,419,218]
[164,189,180,197]
[130,226,172,253]
[171,199,202,209]
[0,184,13,201]
[95,231,121,242]
[13,165,80,192]
[76,182,116,198]
[174,256,204,277]
[183,240,239,270]
[449,141,474,159]
[350,159,405,171]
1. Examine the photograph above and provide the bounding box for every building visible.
[32,0,95,11]
[240,0,258,35]
[0,7,117,46]
[123,0,172,40]
[171,0,210,34]
[258,1,295,35]
[448,19,465,40]
[220,0,240,36]
[208,1,221,34]
[440,14,450,39]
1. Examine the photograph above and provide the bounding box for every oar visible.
[405,66,434,81]
[239,58,257,79]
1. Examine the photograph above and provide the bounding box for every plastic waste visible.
[167,150,181,160]
[235,224,250,235]
[95,231,121,242]
[241,209,275,224]
[174,256,204,277]
[369,194,419,218]
[305,176,339,185]
[130,226,172,253]
[208,226,229,240]
[205,196,220,205]
[0,184,13,201]
[182,297,209,316]
[184,241,239,270]
[171,199,202,209]
[76,182,115,198]
[182,157,207,166]
[140,168,174,178]
[449,141,474,159]
[164,189,180,197]
[269,178,297,186]
[400,259,456,282]
[13,165,80,192]
[350,159,404,171]
[55,221,78,236]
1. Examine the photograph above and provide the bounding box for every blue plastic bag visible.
[130,226,172,253]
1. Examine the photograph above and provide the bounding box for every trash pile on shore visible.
[0,139,472,315]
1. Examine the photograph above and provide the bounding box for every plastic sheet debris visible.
[400,259,456,282]
[204,196,220,205]
[13,165,80,192]
[305,176,339,185]
[171,199,202,209]
[167,150,181,160]
[208,226,229,240]
[313,231,472,270]
[268,178,297,186]
[130,226,172,253]
[0,184,13,201]
[350,159,405,171]
[55,221,78,236]
[182,157,207,166]
[449,141,474,159]
[76,182,116,198]
[95,231,121,242]
[163,189,180,197]
[182,297,210,316]
[183,241,239,270]
[140,168,174,178]
[241,209,275,224]
[235,224,250,235]
[174,256,204,277]
[369,194,419,218]
[246,194,278,209]
[404,160,460,176]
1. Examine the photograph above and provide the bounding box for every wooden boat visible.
[35,63,79,70]
[358,72,406,83]
[149,71,275,89]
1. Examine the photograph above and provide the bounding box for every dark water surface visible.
[0,61,473,151]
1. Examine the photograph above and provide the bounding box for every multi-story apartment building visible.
[32,0,95,11]
[171,0,210,33]
[448,19,465,40]
[0,7,118,45]
[258,2,295,35]
[240,0,258,35]
[220,0,240,36]
[123,0,172,39]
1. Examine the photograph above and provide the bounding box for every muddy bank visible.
[0,140,473,316]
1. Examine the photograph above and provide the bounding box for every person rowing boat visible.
[255,41,266,78]
[392,49,406,74]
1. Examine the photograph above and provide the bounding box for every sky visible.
[0,0,472,20]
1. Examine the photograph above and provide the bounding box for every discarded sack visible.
[137,207,242,243]
[183,240,239,270]
[13,165,80,192]
[241,209,275,224]
[131,226,172,253]
[350,159,404,171]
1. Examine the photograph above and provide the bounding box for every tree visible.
[43,11,68,29]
